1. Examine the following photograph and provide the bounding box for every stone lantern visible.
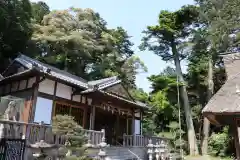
[154,142,160,160]
[159,140,167,160]
[98,129,108,160]
[29,140,58,160]
[147,139,154,160]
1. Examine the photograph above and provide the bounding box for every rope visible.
[176,74,183,159]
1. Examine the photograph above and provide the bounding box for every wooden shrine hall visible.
[0,54,149,146]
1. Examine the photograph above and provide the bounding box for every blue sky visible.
[31,0,194,93]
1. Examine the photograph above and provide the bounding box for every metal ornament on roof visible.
[236,84,240,94]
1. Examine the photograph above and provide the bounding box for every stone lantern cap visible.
[29,140,58,149]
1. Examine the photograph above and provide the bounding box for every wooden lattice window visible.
[54,103,70,116]
[71,107,84,125]
[54,101,84,126]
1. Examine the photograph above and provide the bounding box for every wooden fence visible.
[123,134,169,147]
[0,120,104,146]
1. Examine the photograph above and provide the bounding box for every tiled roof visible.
[0,74,3,80]
[2,54,149,109]
[88,76,121,89]
[15,54,89,89]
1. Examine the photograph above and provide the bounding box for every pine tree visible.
[52,115,91,160]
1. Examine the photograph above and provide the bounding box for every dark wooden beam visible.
[91,105,96,130]
[140,110,143,135]
[25,79,29,89]
[232,120,240,160]
[132,109,135,135]
[51,81,57,122]
[83,107,87,129]
[17,80,20,91]
[29,76,40,122]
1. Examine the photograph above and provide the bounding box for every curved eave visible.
[82,90,149,110]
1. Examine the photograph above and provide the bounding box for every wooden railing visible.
[0,120,167,148]
[82,129,104,146]
[0,120,104,146]
[123,134,169,147]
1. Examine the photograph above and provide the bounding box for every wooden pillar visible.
[29,76,40,122]
[115,114,120,144]
[140,110,143,135]
[90,105,96,130]
[233,120,240,160]
[132,109,135,135]
[51,81,57,123]
[131,109,135,146]
[83,108,87,129]
[126,117,129,135]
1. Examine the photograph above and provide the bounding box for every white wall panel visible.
[56,83,71,100]
[11,82,18,92]
[19,80,26,90]
[72,95,81,102]
[135,111,140,118]
[38,79,55,95]
[27,77,36,88]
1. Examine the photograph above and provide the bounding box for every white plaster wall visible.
[19,80,26,90]
[38,79,55,95]
[56,83,72,100]
[27,77,36,88]
[135,120,140,135]
[11,82,18,92]
[72,95,81,102]
[135,111,140,118]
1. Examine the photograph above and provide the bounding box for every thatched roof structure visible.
[203,52,240,125]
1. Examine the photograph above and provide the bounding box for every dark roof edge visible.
[99,90,149,110]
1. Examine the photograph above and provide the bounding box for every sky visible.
[31,0,195,93]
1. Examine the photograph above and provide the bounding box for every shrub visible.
[52,114,90,160]
[208,127,231,157]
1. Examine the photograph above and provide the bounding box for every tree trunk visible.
[201,57,213,155]
[172,44,199,155]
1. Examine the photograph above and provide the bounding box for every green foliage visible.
[31,1,50,24]
[208,127,231,157]
[150,91,170,110]
[159,121,186,154]
[140,5,199,61]
[52,115,88,159]
[27,8,146,88]
[196,0,240,52]
[0,0,32,72]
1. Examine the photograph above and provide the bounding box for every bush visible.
[208,127,231,157]
[52,114,91,160]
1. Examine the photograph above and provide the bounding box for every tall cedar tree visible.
[140,5,200,155]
